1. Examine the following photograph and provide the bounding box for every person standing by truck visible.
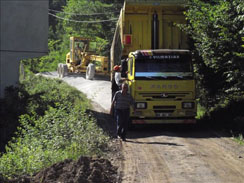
[114,65,124,88]
[112,65,130,100]
[110,83,135,141]
[111,65,120,101]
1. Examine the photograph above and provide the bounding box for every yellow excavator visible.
[58,37,109,79]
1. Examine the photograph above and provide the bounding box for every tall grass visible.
[0,74,109,178]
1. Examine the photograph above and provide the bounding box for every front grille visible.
[138,92,190,101]
[153,105,176,114]
[154,110,174,113]
[153,106,176,109]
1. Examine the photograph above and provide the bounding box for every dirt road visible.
[120,127,244,183]
[43,72,244,183]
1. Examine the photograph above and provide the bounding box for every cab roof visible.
[130,49,191,59]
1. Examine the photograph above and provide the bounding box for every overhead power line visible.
[48,13,118,23]
[48,8,120,16]
[0,49,48,54]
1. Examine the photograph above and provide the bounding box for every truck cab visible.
[127,49,196,125]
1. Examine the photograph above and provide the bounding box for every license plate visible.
[156,113,171,117]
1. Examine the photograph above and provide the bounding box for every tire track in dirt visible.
[120,129,244,183]
[121,137,171,183]
[182,135,244,183]
[155,134,221,183]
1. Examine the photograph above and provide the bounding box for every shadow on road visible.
[126,122,232,139]
[125,139,183,146]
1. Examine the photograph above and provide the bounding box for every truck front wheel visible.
[62,64,68,77]
[86,63,95,80]
[57,63,62,78]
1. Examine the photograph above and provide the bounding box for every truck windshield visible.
[135,54,193,79]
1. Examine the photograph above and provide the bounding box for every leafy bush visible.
[183,0,244,109]
[200,96,244,129]
[21,39,69,73]
[20,74,89,116]
[0,75,109,178]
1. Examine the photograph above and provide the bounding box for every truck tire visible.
[57,63,62,78]
[86,63,95,80]
[60,64,64,78]
[63,64,68,77]
[58,64,68,78]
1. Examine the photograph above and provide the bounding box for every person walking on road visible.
[110,83,135,141]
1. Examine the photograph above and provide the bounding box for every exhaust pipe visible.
[152,11,159,49]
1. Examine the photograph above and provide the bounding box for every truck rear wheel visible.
[58,63,68,78]
[62,64,68,77]
[86,63,95,80]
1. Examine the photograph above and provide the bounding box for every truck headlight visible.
[182,102,194,109]
[136,102,147,109]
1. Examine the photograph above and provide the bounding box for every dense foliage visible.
[183,0,244,109]
[0,75,109,178]
[61,0,123,55]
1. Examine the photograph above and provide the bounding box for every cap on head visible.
[113,65,120,71]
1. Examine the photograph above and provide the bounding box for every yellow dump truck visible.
[111,0,196,125]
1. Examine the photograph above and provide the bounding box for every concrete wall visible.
[0,0,49,98]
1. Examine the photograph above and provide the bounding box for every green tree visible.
[49,0,67,40]
[183,0,244,108]
[60,0,123,55]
